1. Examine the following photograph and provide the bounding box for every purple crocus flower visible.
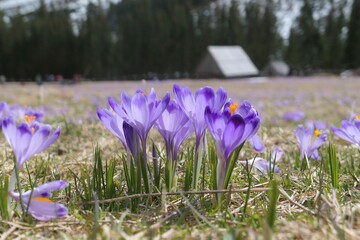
[205,105,260,190]
[306,121,327,131]
[240,147,283,175]
[155,100,194,189]
[10,106,44,123]
[9,180,68,221]
[97,108,141,165]
[97,108,127,149]
[2,117,60,170]
[173,84,227,150]
[294,125,327,160]
[332,117,360,148]
[108,89,169,192]
[283,110,305,122]
[173,85,227,189]
[155,100,194,162]
[109,89,170,143]
[224,100,264,152]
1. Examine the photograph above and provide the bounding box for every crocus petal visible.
[131,93,149,131]
[150,92,170,125]
[155,100,189,146]
[28,200,68,221]
[123,121,140,162]
[173,84,195,116]
[109,96,130,122]
[97,108,128,149]
[311,133,327,150]
[239,117,260,143]
[240,158,280,175]
[223,115,245,160]
[9,181,69,221]
[18,180,69,199]
[214,87,227,111]
[248,134,264,153]
[271,147,284,162]
[332,127,357,145]
[310,149,320,160]
[195,87,215,118]
[26,125,51,157]
[294,126,312,159]
[341,120,360,143]
[253,159,280,174]
[2,117,17,149]
[15,123,32,167]
[173,121,194,158]
[204,107,226,142]
[36,127,60,155]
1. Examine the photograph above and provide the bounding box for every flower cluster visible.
[1,104,67,222]
[98,85,264,193]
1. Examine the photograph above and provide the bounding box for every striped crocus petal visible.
[110,89,170,143]
[155,100,191,151]
[174,84,227,150]
[97,108,127,149]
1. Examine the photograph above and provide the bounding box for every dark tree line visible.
[0,0,359,80]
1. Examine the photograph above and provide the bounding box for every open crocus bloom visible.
[294,125,327,160]
[224,100,264,152]
[332,117,360,148]
[240,147,283,175]
[2,117,60,169]
[173,84,227,150]
[205,104,260,189]
[10,105,44,123]
[9,180,68,221]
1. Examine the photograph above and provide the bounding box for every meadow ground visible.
[0,76,360,239]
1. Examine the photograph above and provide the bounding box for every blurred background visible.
[0,0,359,81]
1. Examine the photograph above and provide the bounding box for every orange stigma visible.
[356,115,360,121]
[229,103,239,116]
[24,115,36,125]
[33,197,53,203]
[314,129,321,137]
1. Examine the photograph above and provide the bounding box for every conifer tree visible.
[344,0,360,68]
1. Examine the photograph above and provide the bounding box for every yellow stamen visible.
[229,103,239,116]
[24,115,36,125]
[33,197,53,203]
[31,127,35,134]
[314,129,321,137]
[356,115,360,121]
